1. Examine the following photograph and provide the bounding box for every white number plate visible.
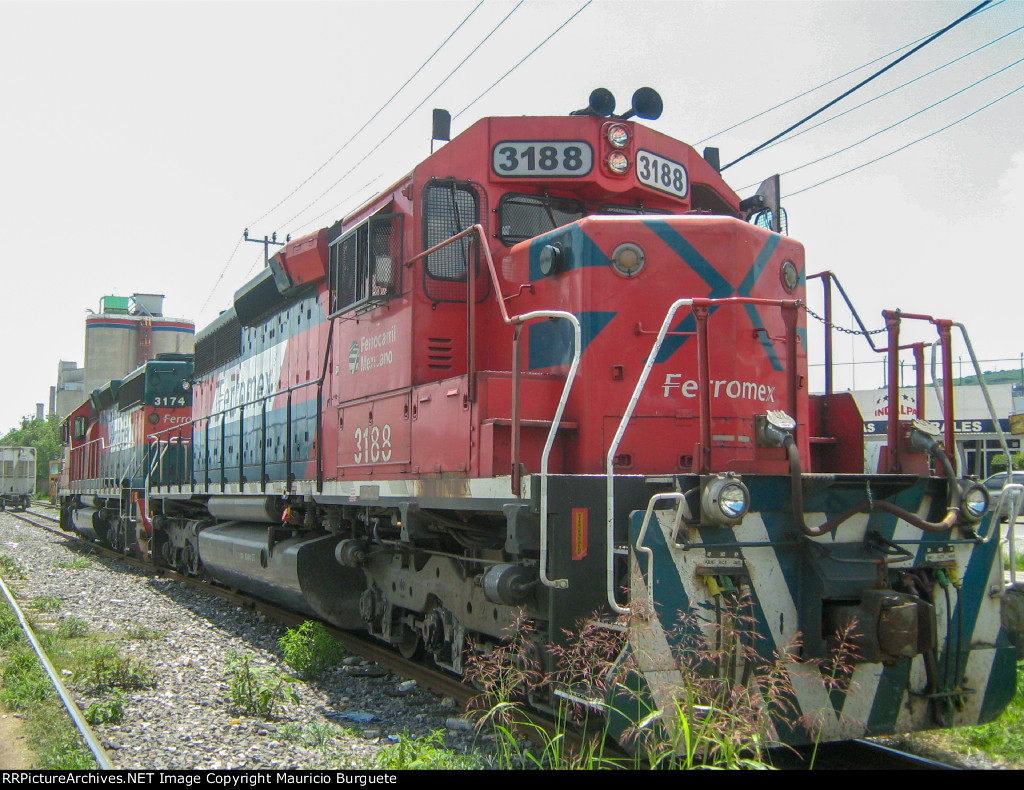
[637,149,688,198]
[492,141,593,177]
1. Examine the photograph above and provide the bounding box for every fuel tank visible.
[197,522,365,629]
[70,506,106,543]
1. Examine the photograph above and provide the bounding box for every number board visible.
[152,396,188,408]
[636,149,688,198]
[492,141,593,178]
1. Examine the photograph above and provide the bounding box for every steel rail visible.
[8,512,623,762]
[0,572,114,769]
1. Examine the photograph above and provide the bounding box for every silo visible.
[84,296,138,395]
[83,294,195,395]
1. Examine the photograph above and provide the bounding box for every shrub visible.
[76,651,156,692]
[226,651,298,719]
[279,621,344,679]
[375,729,485,770]
[85,691,125,725]
[990,453,1024,474]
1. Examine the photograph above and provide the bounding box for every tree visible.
[1,414,61,495]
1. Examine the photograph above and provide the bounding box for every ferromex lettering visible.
[661,373,776,403]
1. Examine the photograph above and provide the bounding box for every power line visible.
[740,54,1024,191]
[279,1,528,233]
[721,0,994,171]
[754,22,1024,158]
[200,234,244,314]
[200,2,487,314]
[246,0,485,231]
[454,0,594,120]
[695,0,1006,147]
[281,175,386,251]
[787,80,1024,198]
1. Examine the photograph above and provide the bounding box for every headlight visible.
[606,123,630,148]
[611,243,645,277]
[702,474,750,526]
[959,482,989,524]
[607,151,629,174]
[780,260,798,293]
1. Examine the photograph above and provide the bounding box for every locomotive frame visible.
[59,89,1017,748]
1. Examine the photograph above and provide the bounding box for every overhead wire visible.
[754,22,1024,157]
[200,234,244,314]
[720,0,994,171]
[271,175,386,259]
[739,54,1024,192]
[199,1,487,315]
[279,1,528,233]
[246,0,486,231]
[695,0,1005,147]
[454,0,594,120]
[786,80,1024,198]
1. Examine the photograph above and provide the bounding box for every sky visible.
[1,0,1022,432]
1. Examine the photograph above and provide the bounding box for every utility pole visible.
[243,228,289,267]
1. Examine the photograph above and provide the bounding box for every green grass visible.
[0,598,159,768]
[29,596,61,612]
[57,618,89,639]
[124,624,160,641]
[1005,551,1024,573]
[374,730,485,770]
[277,720,358,750]
[52,558,92,570]
[0,602,98,769]
[913,660,1024,767]
[0,553,26,579]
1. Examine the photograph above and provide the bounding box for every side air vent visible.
[427,337,454,369]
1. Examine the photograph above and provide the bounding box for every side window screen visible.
[497,193,584,245]
[422,180,489,304]
[330,213,404,315]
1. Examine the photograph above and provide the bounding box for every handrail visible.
[633,492,693,613]
[999,483,1024,582]
[148,376,323,491]
[807,270,885,396]
[606,296,801,614]
[409,224,581,590]
[927,323,1015,477]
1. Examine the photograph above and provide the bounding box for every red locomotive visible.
[63,89,1015,746]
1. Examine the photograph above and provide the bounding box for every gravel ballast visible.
[0,511,476,769]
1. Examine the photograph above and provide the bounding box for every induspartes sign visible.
[863,393,1012,435]
[865,418,1006,435]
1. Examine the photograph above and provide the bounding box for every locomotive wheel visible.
[107,522,125,553]
[398,625,424,660]
[178,544,195,576]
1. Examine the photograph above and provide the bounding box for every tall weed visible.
[279,621,344,679]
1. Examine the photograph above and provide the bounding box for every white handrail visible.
[606,299,695,614]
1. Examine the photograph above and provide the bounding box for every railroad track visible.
[5,507,475,707]
[3,511,962,770]
[768,738,959,770]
